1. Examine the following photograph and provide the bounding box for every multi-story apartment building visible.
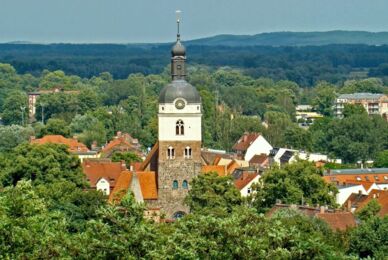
[334,93,388,120]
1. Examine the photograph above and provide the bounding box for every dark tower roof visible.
[159,13,201,105]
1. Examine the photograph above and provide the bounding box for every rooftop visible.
[337,93,386,100]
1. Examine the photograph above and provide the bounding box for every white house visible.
[96,178,111,195]
[232,133,273,162]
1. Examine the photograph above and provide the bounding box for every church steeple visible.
[171,10,186,81]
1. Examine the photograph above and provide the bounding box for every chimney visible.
[243,134,248,142]
[73,135,78,141]
[30,136,36,142]
[121,160,127,170]
[91,141,97,150]
[117,131,122,138]
[320,206,325,214]
[347,200,352,212]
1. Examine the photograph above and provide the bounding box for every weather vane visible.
[176,10,181,40]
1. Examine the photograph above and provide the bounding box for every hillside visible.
[186,31,388,46]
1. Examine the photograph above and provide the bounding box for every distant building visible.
[232,132,273,161]
[30,135,98,162]
[267,204,357,231]
[269,148,333,166]
[100,132,143,158]
[334,93,388,119]
[28,87,80,119]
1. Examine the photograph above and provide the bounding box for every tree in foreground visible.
[251,160,338,212]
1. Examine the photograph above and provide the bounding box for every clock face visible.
[175,99,186,109]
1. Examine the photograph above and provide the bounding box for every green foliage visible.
[185,172,242,217]
[111,151,142,167]
[0,143,86,187]
[40,118,71,137]
[348,216,388,259]
[356,199,382,221]
[374,150,388,167]
[343,103,368,118]
[252,160,338,212]
[263,111,294,147]
[0,125,34,152]
[1,90,28,125]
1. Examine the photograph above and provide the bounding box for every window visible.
[184,146,192,159]
[167,146,175,159]
[182,180,188,189]
[247,188,252,194]
[176,120,184,135]
[374,176,379,181]
[365,176,370,181]
[173,180,178,189]
[356,176,362,181]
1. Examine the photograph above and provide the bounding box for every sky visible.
[1,0,388,43]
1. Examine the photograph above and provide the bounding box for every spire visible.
[171,10,186,80]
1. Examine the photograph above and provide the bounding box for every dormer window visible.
[184,146,192,159]
[176,120,184,135]
[167,146,175,159]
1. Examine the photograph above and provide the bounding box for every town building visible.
[100,131,143,158]
[110,18,202,219]
[30,135,99,162]
[334,93,388,119]
[28,87,80,120]
[232,132,273,161]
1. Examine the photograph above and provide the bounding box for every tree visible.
[348,216,388,259]
[263,111,293,147]
[0,125,34,152]
[0,143,86,187]
[374,150,388,167]
[111,152,142,167]
[40,118,71,137]
[342,103,367,118]
[311,82,336,116]
[252,160,338,212]
[185,172,242,216]
[284,125,312,151]
[356,199,381,221]
[1,90,28,125]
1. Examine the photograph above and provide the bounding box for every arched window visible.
[167,146,175,159]
[173,180,178,189]
[176,120,184,135]
[182,180,188,189]
[184,146,192,159]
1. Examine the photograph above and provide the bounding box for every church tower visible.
[157,13,202,219]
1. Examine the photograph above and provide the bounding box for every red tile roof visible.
[356,190,388,217]
[232,132,260,152]
[249,154,268,165]
[101,133,141,156]
[108,170,158,203]
[316,212,357,231]
[201,165,227,177]
[137,171,158,200]
[234,172,259,190]
[31,135,89,153]
[82,160,126,188]
[109,170,133,203]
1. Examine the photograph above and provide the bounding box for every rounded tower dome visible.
[159,80,201,104]
[171,40,186,56]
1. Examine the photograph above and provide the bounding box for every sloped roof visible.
[101,133,141,156]
[234,173,259,190]
[316,212,357,231]
[108,170,158,202]
[343,193,368,208]
[232,133,260,152]
[137,172,158,200]
[201,165,227,177]
[108,170,133,203]
[323,169,388,184]
[140,142,159,171]
[356,189,388,217]
[249,154,268,164]
[337,93,386,100]
[82,160,126,188]
[31,135,89,153]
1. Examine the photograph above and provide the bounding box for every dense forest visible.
[2,43,388,86]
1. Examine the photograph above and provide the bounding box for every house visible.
[334,93,388,119]
[100,132,143,158]
[249,154,270,169]
[232,132,273,161]
[270,148,331,166]
[267,204,357,231]
[30,135,99,162]
[355,190,388,217]
[232,169,261,196]
[323,168,388,205]
[82,159,127,195]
